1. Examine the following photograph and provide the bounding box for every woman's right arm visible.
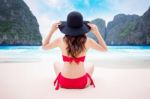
[87,23,108,52]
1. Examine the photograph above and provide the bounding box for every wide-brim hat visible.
[58,11,91,36]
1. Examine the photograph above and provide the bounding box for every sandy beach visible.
[0,51,150,99]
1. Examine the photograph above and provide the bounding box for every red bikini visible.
[54,55,95,90]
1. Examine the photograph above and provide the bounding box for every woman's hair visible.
[63,34,87,58]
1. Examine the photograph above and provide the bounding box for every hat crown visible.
[67,11,83,28]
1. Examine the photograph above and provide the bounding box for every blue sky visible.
[23,0,150,39]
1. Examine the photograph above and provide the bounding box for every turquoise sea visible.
[0,46,150,63]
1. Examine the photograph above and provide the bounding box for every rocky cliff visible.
[87,18,106,42]
[88,7,150,45]
[0,0,42,45]
[142,7,150,44]
[106,14,144,45]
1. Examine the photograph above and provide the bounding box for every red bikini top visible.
[62,55,85,64]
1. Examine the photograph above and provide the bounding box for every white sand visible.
[0,55,150,99]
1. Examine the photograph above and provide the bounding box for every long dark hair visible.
[63,34,87,58]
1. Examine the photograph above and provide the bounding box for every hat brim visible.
[58,21,91,36]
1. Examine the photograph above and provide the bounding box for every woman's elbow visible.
[104,48,108,52]
[102,47,108,52]
[42,46,46,50]
[98,47,108,52]
[42,45,48,50]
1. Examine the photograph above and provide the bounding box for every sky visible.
[23,0,150,39]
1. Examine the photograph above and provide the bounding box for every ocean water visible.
[0,46,150,63]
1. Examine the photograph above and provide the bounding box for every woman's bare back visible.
[58,37,89,78]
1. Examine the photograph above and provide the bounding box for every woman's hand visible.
[87,23,108,52]
[87,23,100,36]
[42,21,61,47]
[50,21,61,34]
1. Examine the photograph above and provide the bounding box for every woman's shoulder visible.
[55,37,64,43]
[86,37,95,42]
[85,37,98,49]
[85,37,91,49]
[58,37,66,48]
[85,37,94,45]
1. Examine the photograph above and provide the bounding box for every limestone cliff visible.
[0,0,42,45]
[89,7,150,45]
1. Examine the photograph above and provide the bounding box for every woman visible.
[42,11,107,90]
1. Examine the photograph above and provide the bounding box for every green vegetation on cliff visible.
[0,0,42,45]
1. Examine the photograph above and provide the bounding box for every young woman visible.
[42,11,107,90]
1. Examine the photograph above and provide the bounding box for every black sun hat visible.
[58,11,91,36]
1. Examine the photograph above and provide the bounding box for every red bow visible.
[62,55,85,64]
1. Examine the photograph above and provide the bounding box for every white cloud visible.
[107,0,150,15]
[46,0,60,6]
[43,0,75,11]
[23,0,39,16]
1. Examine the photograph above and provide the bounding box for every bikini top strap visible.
[86,73,95,87]
[54,73,61,90]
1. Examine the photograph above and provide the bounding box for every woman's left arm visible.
[42,22,61,50]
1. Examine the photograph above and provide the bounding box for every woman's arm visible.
[42,22,61,50]
[87,23,108,52]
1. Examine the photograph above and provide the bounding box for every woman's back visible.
[59,36,90,78]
